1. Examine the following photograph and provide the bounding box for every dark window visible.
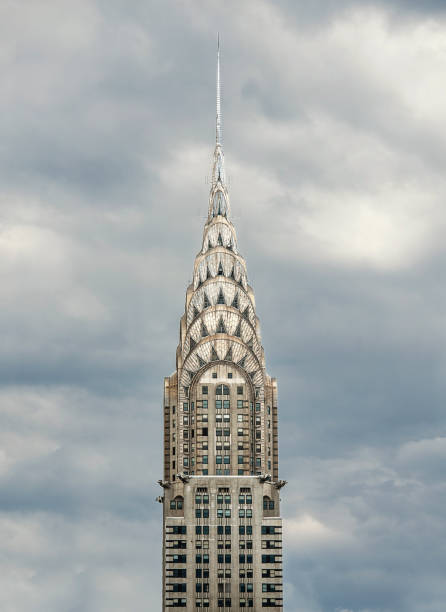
[216,384,230,395]
[202,386,208,395]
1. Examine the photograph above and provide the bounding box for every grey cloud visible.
[1,1,445,611]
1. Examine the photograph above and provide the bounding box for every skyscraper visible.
[159,42,285,610]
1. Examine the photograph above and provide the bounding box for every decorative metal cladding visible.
[176,35,268,403]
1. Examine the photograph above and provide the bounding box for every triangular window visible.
[230,267,235,280]
[206,267,212,280]
[249,370,256,380]
[201,322,209,338]
[193,306,199,318]
[224,346,233,361]
[216,317,227,334]
[187,370,195,380]
[211,346,219,361]
[231,293,239,309]
[247,336,254,349]
[203,294,210,308]
[217,289,225,305]
[217,233,223,246]
[234,322,241,338]
[242,307,249,320]
[197,355,206,368]
[237,355,246,368]
[190,337,196,350]
[208,240,212,250]
[228,241,233,251]
[217,262,224,276]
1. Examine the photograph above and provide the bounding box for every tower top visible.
[209,36,230,219]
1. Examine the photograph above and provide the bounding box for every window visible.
[224,428,230,437]
[202,386,208,395]
[202,455,208,464]
[238,456,244,465]
[212,372,217,378]
[183,416,189,425]
[183,402,189,411]
[216,400,222,409]
[202,400,208,409]
[228,372,232,378]
[225,509,231,518]
[216,455,222,464]
[223,400,230,409]
[237,414,243,422]
[202,427,208,436]
[224,456,230,464]
[237,386,243,395]
[216,384,230,395]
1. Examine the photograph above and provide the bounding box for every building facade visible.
[159,46,285,610]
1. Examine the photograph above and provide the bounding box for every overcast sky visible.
[1,1,446,611]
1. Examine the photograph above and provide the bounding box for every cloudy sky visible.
[1,1,446,610]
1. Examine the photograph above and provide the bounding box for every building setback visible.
[159,43,285,610]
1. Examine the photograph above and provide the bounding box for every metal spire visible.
[208,35,229,219]
[216,34,221,145]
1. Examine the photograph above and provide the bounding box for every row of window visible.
[171,499,274,512]
[168,524,277,535]
[168,568,279,580]
[169,551,282,565]
[165,599,280,609]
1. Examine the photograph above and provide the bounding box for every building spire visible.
[208,35,230,219]
[216,33,221,145]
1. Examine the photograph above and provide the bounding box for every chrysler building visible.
[159,41,285,610]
